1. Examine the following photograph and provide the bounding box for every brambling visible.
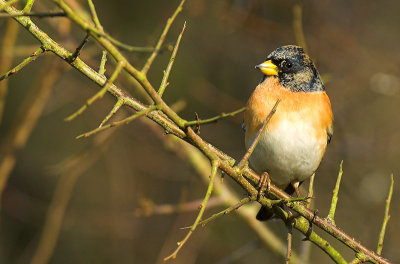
[243,45,333,220]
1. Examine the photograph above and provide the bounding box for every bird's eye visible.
[281,60,293,70]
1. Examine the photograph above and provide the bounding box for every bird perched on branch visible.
[243,45,333,220]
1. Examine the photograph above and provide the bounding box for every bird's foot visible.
[257,172,271,200]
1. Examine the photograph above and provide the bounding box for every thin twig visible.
[299,173,315,262]
[108,36,157,53]
[0,46,45,81]
[270,197,311,205]
[326,161,343,225]
[306,173,315,208]
[98,98,123,127]
[349,252,369,264]
[65,60,125,121]
[98,50,107,75]
[23,0,35,12]
[68,33,90,62]
[90,0,158,53]
[237,99,280,169]
[185,107,246,127]
[164,160,218,261]
[286,224,293,264]
[158,21,186,97]
[87,0,102,30]
[76,105,155,139]
[0,12,66,17]
[142,0,185,74]
[376,174,394,255]
[182,197,252,229]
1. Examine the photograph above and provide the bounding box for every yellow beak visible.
[255,60,278,76]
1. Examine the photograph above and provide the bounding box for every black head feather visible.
[265,45,324,92]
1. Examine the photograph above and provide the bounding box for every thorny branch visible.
[0,0,394,263]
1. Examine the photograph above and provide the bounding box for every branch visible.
[0,46,45,81]
[158,21,186,97]
[237,98,280,169]
[0,12,66,17]
[164,160,219,261]
[326,160,344,225]
[98,98,123,128]
[142,0,185,74]
[182,197,252,229]
[184,106,246,127]
[64,60,125,121]
[376,174,394,255]
[76,105,156,139]
[98,50,107,75]
[286,224,293,264]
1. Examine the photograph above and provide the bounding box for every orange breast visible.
[244,77,333,141]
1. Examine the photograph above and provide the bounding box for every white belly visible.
[245,119,326,187]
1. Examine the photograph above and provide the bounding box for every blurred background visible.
[0,0,399,263]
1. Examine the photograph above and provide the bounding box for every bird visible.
[243,45,333,220]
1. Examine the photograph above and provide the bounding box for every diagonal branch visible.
[65,60,125,121]
[326,160,344,225]
[376,174,394,255]
[76,105,156,139]
[158,21,186,97]
[237,98,280,169]
[142,0,186,74]
[0,46,45,81]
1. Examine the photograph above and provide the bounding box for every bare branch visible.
[181,197,252,229]
[237,98,280,169]
[326,160,344,225]
[65,60,125,122]
[164,160,219,261]
[68,33,90,63]
[142,0,185,74]
[0,46,44,81]
[159,22,186,97]
[98,50,107,75]
[185,107,246,127]
[286,224,293,264]
[0,12,66,18]
[99,98,123,128]
[87,0,102,30]
[376,174,394,255]
[23,0,34,12]
[76,105,155,139]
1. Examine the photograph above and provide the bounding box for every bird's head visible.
[256,45,324,92]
